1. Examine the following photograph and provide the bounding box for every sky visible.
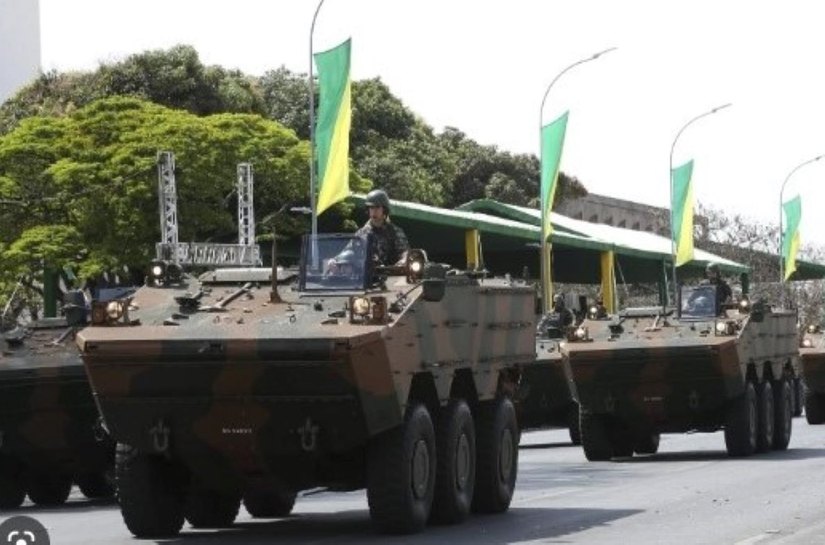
[37,0,825,247]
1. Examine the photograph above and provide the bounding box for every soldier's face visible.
[368,206,386,225]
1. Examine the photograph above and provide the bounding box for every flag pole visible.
[538,47,616,314]
[668,103,730,314]
[778,155,822,306]
[309,0,326,239]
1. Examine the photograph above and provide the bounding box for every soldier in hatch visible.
[702,262,732,311]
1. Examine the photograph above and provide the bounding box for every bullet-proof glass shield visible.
[299,234,373,292]
[681,285,718,318]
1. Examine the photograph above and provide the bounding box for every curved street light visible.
[668,102,731,309]
[539,47,617,313]
[779,154,824,304]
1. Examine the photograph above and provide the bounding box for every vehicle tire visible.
[805,388,825,424]
[76,471,115,499]
[243,487,297,518]
[634,433,660,455]
[580,411,613,461]
[725,381,758,457]
[367,402,436,534]
[610,423,634,458]
[567,404,582,446]
[0,456,25,509]
[116,443,185,538]
[756,381,775,453]
[430,399,475,524]
[472,396,518,514]
[772,378,793,450]
[794,377,804,417]
[27,473,72,506]
[185,486,241,528]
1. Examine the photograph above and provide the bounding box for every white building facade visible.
[0,0,41,103]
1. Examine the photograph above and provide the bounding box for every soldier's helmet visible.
[706,262,721,279]
[552,293,565,310]
[691,295,713,314]
[334,249,359,277]
[365,189,391,214]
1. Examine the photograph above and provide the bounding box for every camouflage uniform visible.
[356,220,409,266]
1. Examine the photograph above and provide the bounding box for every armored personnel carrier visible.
[76,233,535,537]
[799,324,825,424]
[517,313,580,444]
[566,284,799,460]
[0,292,115,509]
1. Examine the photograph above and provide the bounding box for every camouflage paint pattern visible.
[517,340,577,431]
[77,270,535,493]
[566,305,798,434]
[799,327,825,394]
[0,318,112,478]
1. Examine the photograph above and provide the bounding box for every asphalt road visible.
[8,417,825,545]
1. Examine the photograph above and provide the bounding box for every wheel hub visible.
[498,428,514,482]
[455,432,470,490]
[411,439,430,499]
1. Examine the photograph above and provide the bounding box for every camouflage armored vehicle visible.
[76,233,534,537]
[799,323,825,424]
[566,284,799,460]
[517,312,580,444]
[0,291,115,509]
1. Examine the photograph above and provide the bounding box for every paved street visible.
[9,417,825,545]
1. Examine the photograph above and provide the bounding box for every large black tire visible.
[472,397,519,514]
[567,404,582,446]
[772,378,793,450]
[756,381,775,453]
[431,399,475,525]
[185,486,241,528]
[634,433,660,455]
[27,473,72,506]
[243,487,297,518]
[0,456,25,509]
[805,388,825,424]
[793,377,804,417]
[76,471,115,499]
[116,443,185,538]
[610,423,634,458]
[725,382,758,457]
[580,411,612,461]
[367,402,436,534]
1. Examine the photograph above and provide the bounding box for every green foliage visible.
[0,97,310,283]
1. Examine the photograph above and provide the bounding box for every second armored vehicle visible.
[566,284,799,460]
[0,292,115,509]
[77,234,535,537]
[799,323,825,424]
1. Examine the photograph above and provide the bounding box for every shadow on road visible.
[615,446,825,463]
[11,496,119,516]
[519,441,576,450]
[153,506,642,545]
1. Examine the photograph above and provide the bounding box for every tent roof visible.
[456,199,749,275]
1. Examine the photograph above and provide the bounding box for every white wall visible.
[0,0,41,103]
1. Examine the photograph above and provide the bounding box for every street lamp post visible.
[778,154,824,306]
[668,102,731,310]
[308,0,327,239]
[539,47,616,314]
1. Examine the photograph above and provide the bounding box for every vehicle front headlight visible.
[106,300,125,320]
[352,297,371,316]
[803,338,814,348]
[807,324,817,334]
[151,264,164,277]
[574,326,588,341]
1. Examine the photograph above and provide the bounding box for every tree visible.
[0,97,329,284]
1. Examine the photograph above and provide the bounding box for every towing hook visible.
[298,418,319,452]
[150,418,171,453]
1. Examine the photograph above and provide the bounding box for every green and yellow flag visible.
[314,38,352,215]
[670,159,695,266]
[540,111,569,242]
[782,195,802,281]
